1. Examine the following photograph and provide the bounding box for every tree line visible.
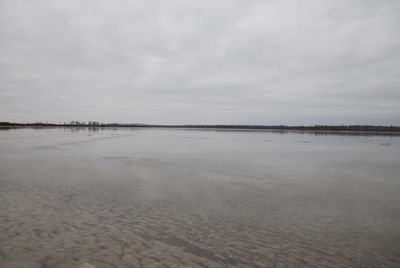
[1,121,399,132]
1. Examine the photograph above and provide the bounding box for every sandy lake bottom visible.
[1,128,400,268]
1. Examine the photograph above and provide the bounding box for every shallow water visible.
[0,128,399,268]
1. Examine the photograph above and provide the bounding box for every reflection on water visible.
[0,128,399,268]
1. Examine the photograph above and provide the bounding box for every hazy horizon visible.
[2,121,400,128]
[1,0,399,125]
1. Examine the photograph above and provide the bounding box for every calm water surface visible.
[0,128,399,268]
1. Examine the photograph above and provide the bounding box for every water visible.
[0,128,399,268]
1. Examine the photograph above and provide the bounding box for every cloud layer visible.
[1,0,399,124]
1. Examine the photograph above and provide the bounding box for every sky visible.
[0,0,399,125]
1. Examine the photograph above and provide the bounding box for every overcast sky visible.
[0,0,399,125]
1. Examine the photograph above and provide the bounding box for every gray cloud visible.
[1,0,399,124]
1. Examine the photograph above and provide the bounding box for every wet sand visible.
[1,128,400,267]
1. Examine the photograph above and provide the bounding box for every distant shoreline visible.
[1,123,400,135]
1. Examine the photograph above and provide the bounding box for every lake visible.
[0,128,399,268]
